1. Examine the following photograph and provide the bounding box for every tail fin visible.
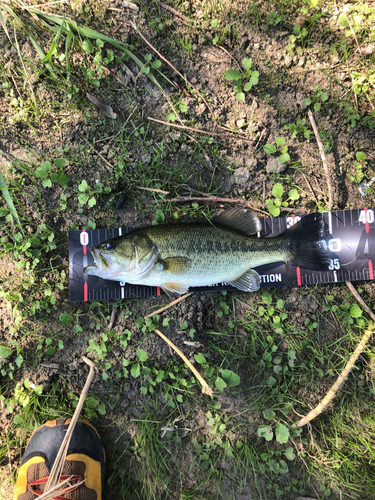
[285,213,330,270]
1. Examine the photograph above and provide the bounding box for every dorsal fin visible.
[213,208,262,235]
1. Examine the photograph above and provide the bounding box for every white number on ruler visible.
[329,258,340,270]
[80,232,89,246]
[359,209,374,224]
[321,238,342,252]
[286,215,301,228]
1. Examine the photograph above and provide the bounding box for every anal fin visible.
[161,282,190,297]
[227,269,260,292]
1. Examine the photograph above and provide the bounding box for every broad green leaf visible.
[272,183,283,198]
[83,39,94,53]
[338,14,349,27]
[242,57,252,71]
[350,304,362,318]
[131,363,141,378]
[98,403,106,415]
[54,158,66,169]
[314,102,321,112]
[249,70,259,86]
[279,153,290,164]
[275,423,290,444]
[215,377,227,392]
[59,313,73,324]
[219,369,240,386]
[275,137,285,146]
[284,446,295,460]
[78,193,89,205]
[224,69,242,81]
[85,396,99,408]
[288,189,299,200]
[263,409,276,420]
[266,376,277,386]
[304,97,312,106]
[356,152,366,161]
[136,349,148,362]
[0,346,13,360]
[236,92,245,101]
[320,92,329,102]
[35,167,48,179]
[42,179,52,188]
[88,197,96,208]
[264,144,277,154]
[268,205,280,217]
[79,180,88,192]
[194,353,207,364]
[257,425,274,441]
[243,81,252,92]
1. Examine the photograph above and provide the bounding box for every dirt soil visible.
[1,0,375,499]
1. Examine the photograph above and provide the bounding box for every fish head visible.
[83,233,157,282]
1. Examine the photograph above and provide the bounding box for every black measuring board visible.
[69,208,375,302]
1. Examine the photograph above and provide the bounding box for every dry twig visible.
[148,117,223,137]
[294,282,375,428]
[127,21,213,117]
[307,110,333,209]
[43,357,96,495]
[160,1,190,25]
[153,328,213,395]
[108,306,117,331]
[143,294,212,395]
[144,293,193,318]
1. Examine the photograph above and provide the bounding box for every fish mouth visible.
[90,247,110,270]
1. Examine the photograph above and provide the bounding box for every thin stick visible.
[160,1,190,25]
[136,185,169,195]
[153,328,213,395]
[307,110,333,209]
[20,0,67,8]
[294,328,373,428]
[301,171,319,205]
[158,195,270,215]
[127,21,213,117]
[144,293,193,318]
[123,1,139,11]
[108,306,117,331]
[44,357,96,492]
[294,282,375,428]
[148,117,223,137]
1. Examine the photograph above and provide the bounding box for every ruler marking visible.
[328,211,333,234]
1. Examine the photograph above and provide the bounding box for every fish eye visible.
[104,242,115,250]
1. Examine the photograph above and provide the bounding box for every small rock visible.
[284,55,293,67]
[298,57,305,67]
[266,157,287,174]
[254,43,260,50]
[234,167,250,186]
[295,92,307,109]
[236,119,245,128]
[245,158,257,169]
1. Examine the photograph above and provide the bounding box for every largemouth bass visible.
[83,208,330,296]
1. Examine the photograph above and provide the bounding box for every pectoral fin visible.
[227,269,260,292]
[161,282,190,297]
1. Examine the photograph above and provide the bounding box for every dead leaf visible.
[86,93,117,119]
[360,44,375,55]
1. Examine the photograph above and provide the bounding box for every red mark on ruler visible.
[369,260,374,280]
[157,287,161,296]
[292,215,302,285]
[84,282,88,301]
[365,208,370,234]
[81,229,88,255]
